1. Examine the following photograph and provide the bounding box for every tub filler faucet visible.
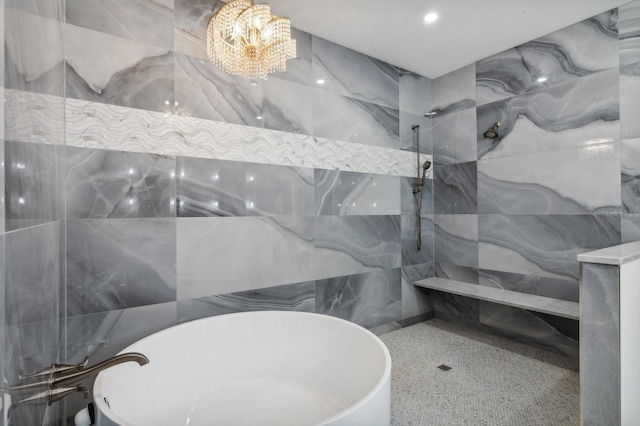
[6,353,149,406]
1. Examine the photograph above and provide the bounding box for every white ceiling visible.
[268,0,631,79]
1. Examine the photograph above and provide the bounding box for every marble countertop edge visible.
[577,241,640,266]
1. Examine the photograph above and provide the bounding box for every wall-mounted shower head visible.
[483,122,501,140]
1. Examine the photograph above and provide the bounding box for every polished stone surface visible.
[434,214,479,269]
[434,161,477,214]
[578,240,640,265]
[401,176,433,217]
[431,64,475,117]
[476,10,618,106]
[401,215,434,266]
[619,2,640,140]
[401,263,434,323]
[315,169,400,216]
[479,268,578,303]
[414,277,579,320]
[432,108,477,164]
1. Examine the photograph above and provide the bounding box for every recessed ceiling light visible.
[424,12,438,23]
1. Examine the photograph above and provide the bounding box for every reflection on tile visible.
[479,268,578,302]
[5,222,62,325]
[66,0,175,49]
[177,281,315,323]
[177,157,313,217]
[314,215,400,279]
[174,52,312,134]
[431,64,475,116]
[67,147,176,218]
[313,90,399,149]
[177,216,314,299]
[66,219,177,315]
[315,169,400,216]
[65,24,174,113]
[477,69,619,160]
[4,9,64,95]
[4,141,62,231]
[478,302,579,358]
[401,263,434,324]
[434,161,477,214]
[434,215,479,269]
[316,269,401,330]
[476,10,618,105]
[401,176,433,217]
[65,302,177,364]
[312,35,399,109]
[401,215,434,266]
[478,143,621,214]
[432,108,477,164]
[581,263,620,424]
[479,214,621,281]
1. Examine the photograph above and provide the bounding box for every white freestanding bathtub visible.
[93,311,392,425]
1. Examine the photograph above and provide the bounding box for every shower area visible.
[1,0,639,424]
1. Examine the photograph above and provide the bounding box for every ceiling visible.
[268,0,631,79]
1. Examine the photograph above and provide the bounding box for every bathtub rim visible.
[93,310,392,425]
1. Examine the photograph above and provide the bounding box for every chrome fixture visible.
[7,353,149,406]
[483,121,501,139]
[411,125,432,251]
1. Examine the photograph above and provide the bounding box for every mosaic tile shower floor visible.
[380,319,579,426]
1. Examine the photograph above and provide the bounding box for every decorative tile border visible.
[5,90,428,178]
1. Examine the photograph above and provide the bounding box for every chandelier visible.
[207,0,297,80]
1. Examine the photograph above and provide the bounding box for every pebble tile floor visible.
[379,319,579,426]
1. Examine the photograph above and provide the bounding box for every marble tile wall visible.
[430,7,629,358]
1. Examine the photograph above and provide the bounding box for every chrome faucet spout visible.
[52,353,149,388]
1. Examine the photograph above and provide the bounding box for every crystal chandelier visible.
[207,0,297,80]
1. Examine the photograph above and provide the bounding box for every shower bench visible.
[413,277,579,320]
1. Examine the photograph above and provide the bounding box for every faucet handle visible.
[19,357,89,381]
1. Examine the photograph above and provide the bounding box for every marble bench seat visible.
[413,277,579,320]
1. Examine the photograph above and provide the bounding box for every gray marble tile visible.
[401,263,434,324]
[477,69,619,160]
[622,138,640,215]
[4,222,63,325]
[479,214,621,281]
[580,262,620,425]
[619,1,640,73]
[434,161,478,214]
[620,74,640,139]
[177,216,314,299]
[478,142,621,214]
[174,0,223,60]
[177,281,315,323]
[432,108,477,164]
[66,219,177,315]
[315,169,400,216]
[65,23,174,113]
[434,263,479,284]
[6,0,63,19]
[174,52,313,134]
[402,215,434,266]
[434,214,479,269]
[401,176,433,217]
[476,10,618,106]
[431,64,475,117]
[314,215,401,279]
[66,0,175,50]
[479,269,578,303]
[316,268,401,330]
[399,112,432,154]
[177,157,313,217]
[65,302,177,364]
[622,213,640,243]
[399,69,432,115]
[478,302,579,358]
[312,89,399,149]
[433,292,480,328]
[4,9,64,95]
[312,35,399,109]
[67,147,176,218]
[5,141,63,231]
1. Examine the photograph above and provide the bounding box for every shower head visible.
[483,122,501,140]
[421,160,431,182]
